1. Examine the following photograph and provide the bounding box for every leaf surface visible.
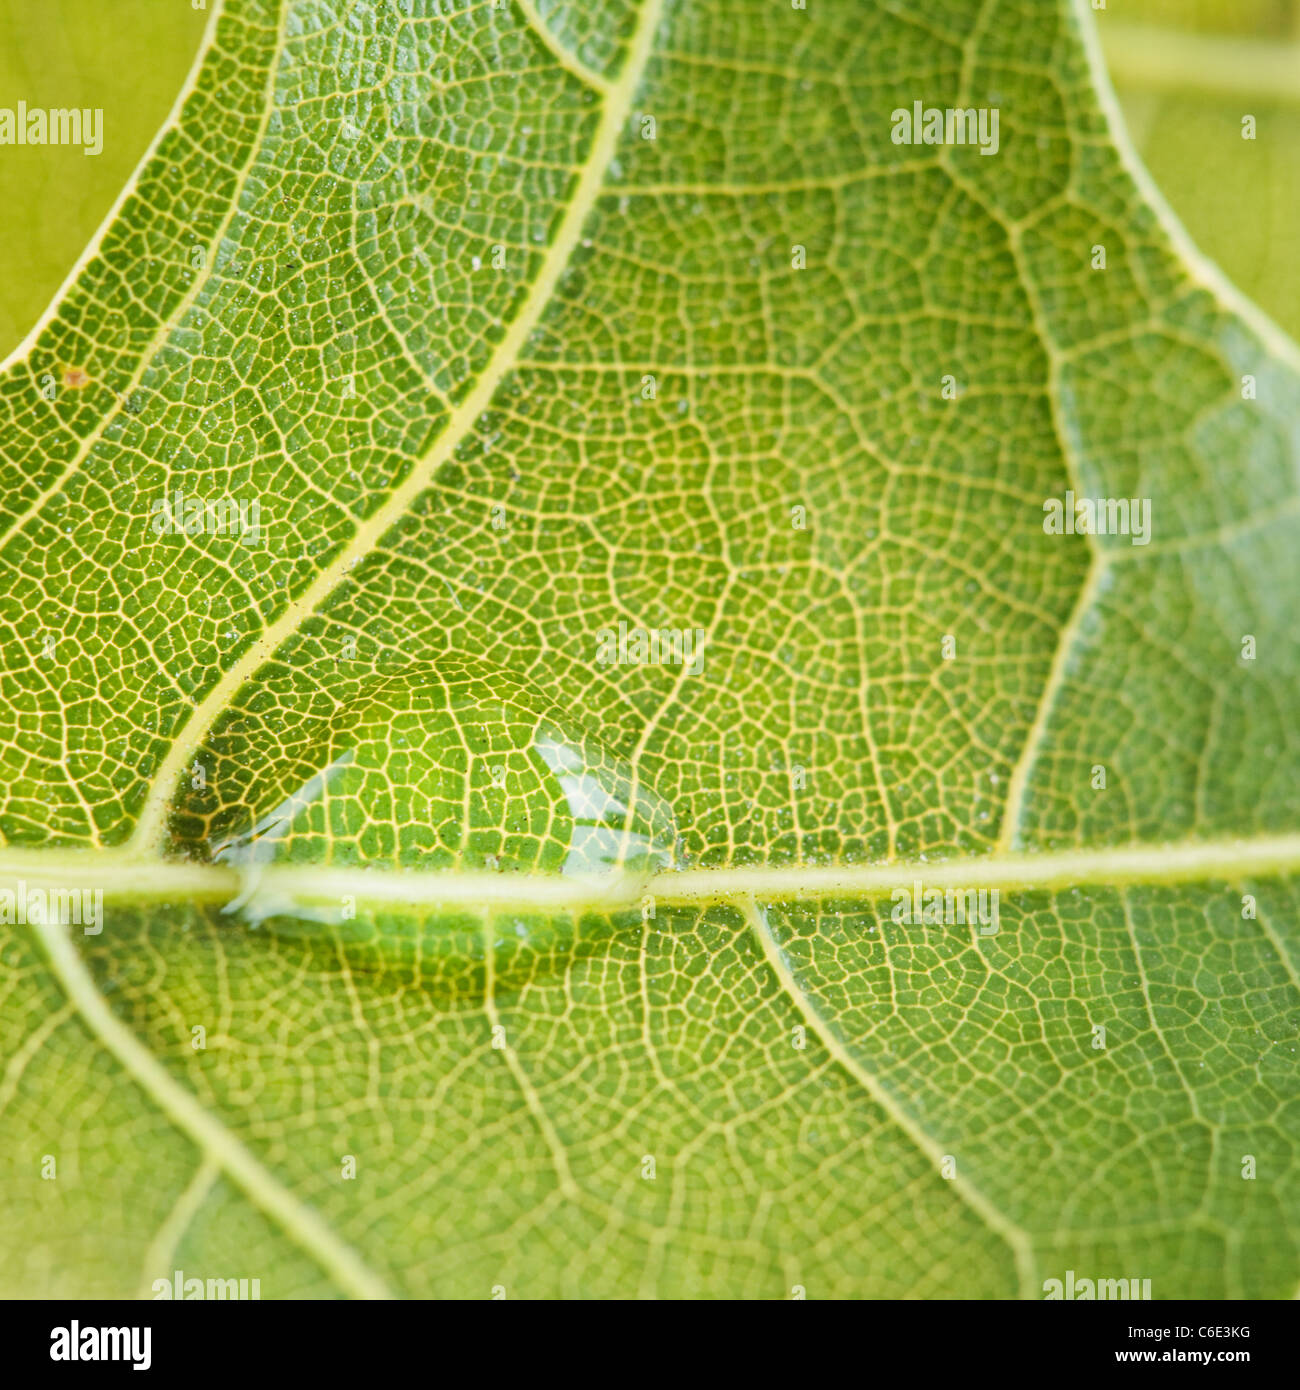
[1,0,1298,1299]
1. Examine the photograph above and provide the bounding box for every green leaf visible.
[2,0,1298,1299]
[1103,11,1300,345]
[0,0,209,360]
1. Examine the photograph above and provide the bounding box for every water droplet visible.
[177,656,679,981]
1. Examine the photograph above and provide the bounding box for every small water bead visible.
[197,654,680,930]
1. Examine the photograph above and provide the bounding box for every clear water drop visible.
[185,654,680,943]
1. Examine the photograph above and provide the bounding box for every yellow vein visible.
[1250,898,1300,999]
[0,998,75,1113]
[135,1156,221,1300]
[128,0,667,854]
[0,0,283,555]
[1119,891,1204,1122]
[944,8,1108,859]
[34,916,393,1300]
[515,0,612,95]
[743,897,1037,1296]
[482,909,580,1200]
[1074,0,1300,376]
[0,0,229,375]
[997,558,1109,852]
[8,830,1300,911]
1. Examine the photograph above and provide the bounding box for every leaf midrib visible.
[6,831,1300,912]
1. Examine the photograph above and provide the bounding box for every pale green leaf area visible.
[0,0,1298,1300]
[1104,0,1300,342]
[1114,0,1294,39]
[0,0,210,361]
[1119,89,1300,339]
